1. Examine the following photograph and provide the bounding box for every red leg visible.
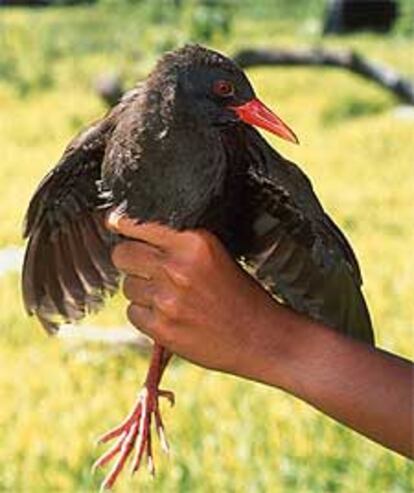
[93,344,173,491]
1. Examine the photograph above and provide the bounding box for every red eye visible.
[213,80,234,97]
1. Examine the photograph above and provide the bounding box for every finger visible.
[123,275,155,305]
[127,303,156,338]
[107,212,178,249]
[112,240,163,278]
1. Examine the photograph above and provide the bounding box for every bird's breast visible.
[104,126,231,230]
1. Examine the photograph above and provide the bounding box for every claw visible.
[154,407,170,454]
[146,430,155,476]
[159,389,175,406]
[94,386,174,490]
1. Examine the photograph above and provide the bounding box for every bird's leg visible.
[93,344,173,491]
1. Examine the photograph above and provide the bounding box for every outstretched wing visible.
[243,127,374,344]
[22,117,119,334]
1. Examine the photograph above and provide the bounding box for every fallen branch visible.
[233,48,414,105]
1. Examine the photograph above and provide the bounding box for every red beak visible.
[231,98,299,144]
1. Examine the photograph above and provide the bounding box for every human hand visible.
[107,212,285,377]
[107,213,414,459]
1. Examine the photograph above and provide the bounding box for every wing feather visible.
[242,127,374,344]
[22,115,121,334]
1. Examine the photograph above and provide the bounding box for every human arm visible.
[108,214,414,459]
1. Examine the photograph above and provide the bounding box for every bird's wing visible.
[22,114,122,334]
[242,127,374,344]
[22,87,143,334]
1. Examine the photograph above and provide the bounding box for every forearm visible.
[238,302,414,459]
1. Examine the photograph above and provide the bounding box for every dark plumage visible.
[22,44,373,489]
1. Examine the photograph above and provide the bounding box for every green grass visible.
[0,3,413,492]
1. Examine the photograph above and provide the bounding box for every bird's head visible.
[146,44,299,144]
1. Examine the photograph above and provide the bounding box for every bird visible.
[22,44,374,490]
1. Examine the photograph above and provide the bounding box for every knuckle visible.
[123,276,153,301]
[152,245,167,261]
[163,261,192,289]
[186,231,215,264]
[154,322,176,348]
[135,312,170,346]
[126,303,153,331]
[154,293,180,321]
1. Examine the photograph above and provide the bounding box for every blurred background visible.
[0,0,413,491]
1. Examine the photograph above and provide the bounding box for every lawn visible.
[0,2,413,492]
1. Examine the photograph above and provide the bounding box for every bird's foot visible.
[92,386,174,491]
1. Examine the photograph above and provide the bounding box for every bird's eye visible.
[212,80,235,98]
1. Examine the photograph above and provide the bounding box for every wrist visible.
[226,293,296,389]
[231,295,325,396]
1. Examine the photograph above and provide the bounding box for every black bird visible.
[22,44,373,490]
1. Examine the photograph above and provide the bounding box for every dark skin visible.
[108,212,414,460]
